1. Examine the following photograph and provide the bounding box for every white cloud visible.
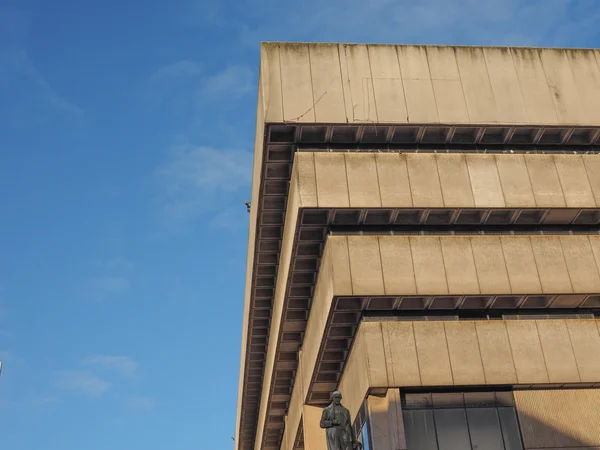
[158,145,252,221]
[54,370,112,398]
[188,0,600,48]
[82,355,138,379]
[85,276,130,295]
[125,395,156,411]
[146,62,254,113]
[209,207,249,232]
[198,65,254,99]
[104,258,134,272]
[0,394,58,409]
[149,60,202,85]
[0,9,83,120]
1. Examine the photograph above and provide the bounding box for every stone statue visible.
[319,391,362,450]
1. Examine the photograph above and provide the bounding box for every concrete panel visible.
[568,49,600,125]
[536,320,580,383]
[426,46,470,123]
[506,321,549,384]
[554,155,595,208]
[515,389,600,448]
[583,155,600,206]
[368,395,394,450]
[382,322,421,387]
[313,153,349,207]
[511,48,559,124]
[368,391,406,450]
[567,320,600,382]
[329,236,353,296]
[524,154,566,207]
[530,236,573,294]
[406,153,444,207]
[483,47,529,123]
[409,236,448,295]
[363,322,389,387]
[397,45,438,123]
[294,153,317,207]
[470,237,512,294]
[367,45,408,123]
[560,236,600,293]
[338,328,370,419]
[347,236,384,295]
[345,154,382,208]
[466,155,505,207]
[309,44,347,123]
[302,255,334,391]
[384,389,407,450]
[540,48,585,124]
[260,43,284,122]
[339,44,378,123]
[378,236,417,295]
[440,237,480,294]
[435,154,475,208]
[303,405,328,450]
[591,237,600,287]
[375,154,413,207]
[455,47,498,123]
[445,321,485,385]
[475,321,517,384]
[413,322,453,386]
[500,236,542,293]
[495,154,536,207]
[279,43,315,122]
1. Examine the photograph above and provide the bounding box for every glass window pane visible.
[466,408,504,450]
[434,409,471,450]
[498,408,524,450]
[403,410,438,450]
[361,421,372,450]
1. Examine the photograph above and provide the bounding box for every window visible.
[357,420,372,450]
[402,390,523,450]
[353,400,372,450]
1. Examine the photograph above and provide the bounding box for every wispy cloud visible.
[84,276,130,296]
[187,0,600,48]
[83,355,138,379]
[124,395,156,411]
[54,369,112,398]
[104,258,135,272]
[209,207,249,232]
[0,393,58,409]
[146,62,255,113]
[0,9,83,122]
[149,60,203,85]
[0,349,12,361]
[198,65,254,100]
[158,145,252,222]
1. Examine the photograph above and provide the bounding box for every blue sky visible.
[1,0,600,449]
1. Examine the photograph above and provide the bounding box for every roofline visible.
[260,41,600,51]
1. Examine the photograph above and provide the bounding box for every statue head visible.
[332,391,342,406]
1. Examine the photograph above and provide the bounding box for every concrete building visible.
[235,42,600,450]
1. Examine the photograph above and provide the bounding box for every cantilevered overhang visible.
[236,42,600,450]
[279,234,600,450]
[243,149,600,450]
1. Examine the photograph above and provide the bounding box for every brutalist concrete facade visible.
[236,43,600,450]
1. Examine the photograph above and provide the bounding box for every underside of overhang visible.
[238,137,600,450]
[279,234,600,450]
